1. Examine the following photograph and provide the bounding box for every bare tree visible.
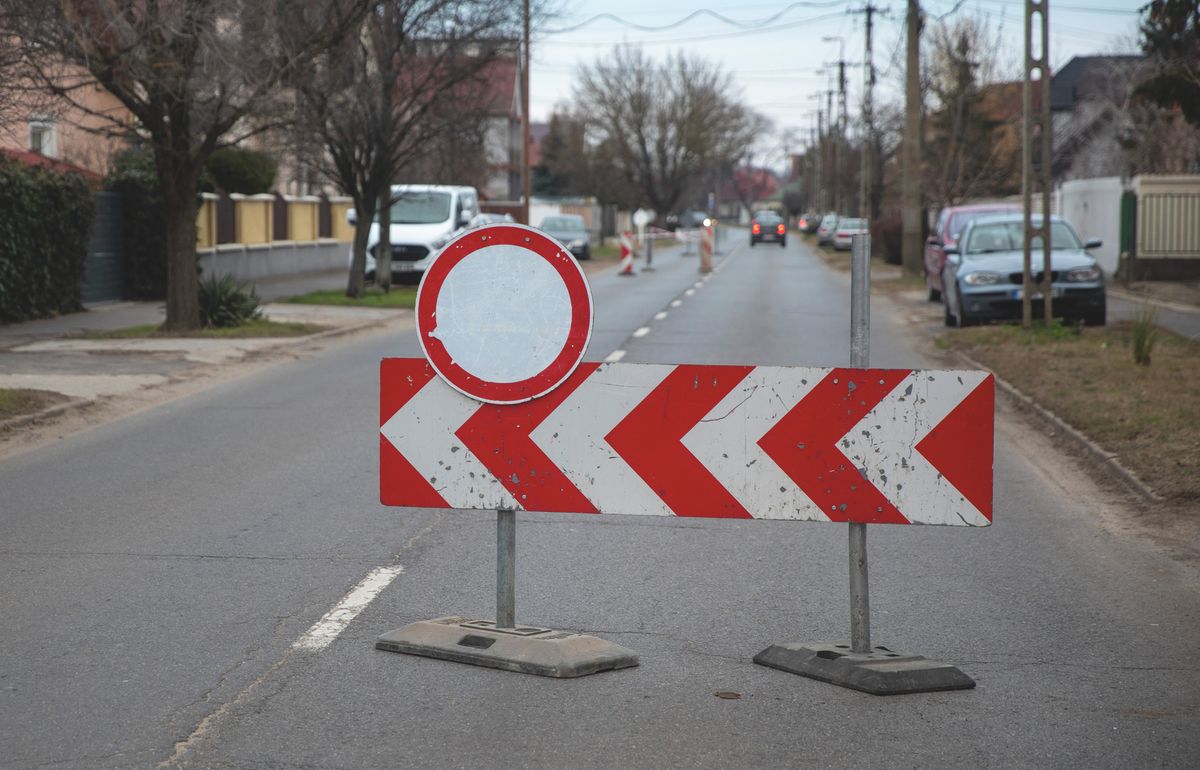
[573,47,765,217]
[0,1,369,330]
[292,0,523,298]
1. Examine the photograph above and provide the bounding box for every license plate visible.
[1010,287,1063,300]
[394,262,416,272]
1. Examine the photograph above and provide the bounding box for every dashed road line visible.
[633,326,651,338]
[605,349,627,363]
[293,565,404,651]
[654,311,668,320]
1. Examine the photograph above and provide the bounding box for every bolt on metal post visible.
[849,233,872,654]
[496,508,516,629]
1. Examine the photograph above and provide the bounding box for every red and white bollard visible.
[619,231,636,276]
[699,224,714,274]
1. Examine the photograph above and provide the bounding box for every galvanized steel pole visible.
[497,508,516,629]
[849,233,872,654]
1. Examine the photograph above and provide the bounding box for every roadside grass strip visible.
[294,566,405,651]
[285,287,417,309]
[81,319,325,339]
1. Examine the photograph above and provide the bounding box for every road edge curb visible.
[0,397,93,433]
[952,350,1163,503]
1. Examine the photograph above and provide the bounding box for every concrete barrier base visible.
[753,641,975,695]
[376,616,639,678]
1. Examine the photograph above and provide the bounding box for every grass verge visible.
[938,321,1200,504]
[83,318,327,339]
[285,287,417,309]
[0,389,70,421]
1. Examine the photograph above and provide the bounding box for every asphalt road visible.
[1,235,1197,768]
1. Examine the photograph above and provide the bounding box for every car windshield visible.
[964,222,1082,254]
[838,219,865,229]
[541,216,585,230]
[756,215,781,224]
[948,209,1015,239]
[388,192,451,224]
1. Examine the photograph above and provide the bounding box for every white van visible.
[347,184,479,281]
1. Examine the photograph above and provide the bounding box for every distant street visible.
[2,235,1197,768]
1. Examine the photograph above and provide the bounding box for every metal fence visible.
[1137,192,1200,258]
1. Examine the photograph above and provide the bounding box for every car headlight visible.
[568,239,585,249]
[430,235,451,252]
[963,271,1003,286]
[1065,265,1102,282]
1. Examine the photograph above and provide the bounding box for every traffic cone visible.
[619,231,636,276]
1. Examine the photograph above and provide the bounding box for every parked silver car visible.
[538,214,590,260]
[942,214,1105,327]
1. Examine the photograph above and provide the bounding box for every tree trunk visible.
[347,200,373,299]
[161,175,201,331]
[376,185,393,293]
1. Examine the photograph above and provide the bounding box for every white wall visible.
[1056,176,1125,275]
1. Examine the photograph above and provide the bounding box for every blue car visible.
[942,214,1106,327]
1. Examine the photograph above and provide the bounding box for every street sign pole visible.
[849,233,872,654]
[753,233,978,695]
[496,508,516,629]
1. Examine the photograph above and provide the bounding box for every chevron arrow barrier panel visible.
[380,358,994,526]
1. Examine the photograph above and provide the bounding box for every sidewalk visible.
[0,269,406,431]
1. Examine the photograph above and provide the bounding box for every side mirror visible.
[1085,238,1102,249]
[459,211,472,226]
[346,208,357,227]
[944,245,960,256]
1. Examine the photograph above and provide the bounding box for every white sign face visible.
[430,245,571,384]
[415,223,594,405]
[633,209,652,227]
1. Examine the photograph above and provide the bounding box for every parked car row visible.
[345,185,596,282]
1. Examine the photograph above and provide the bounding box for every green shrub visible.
[199,273,261,328]
[0,158,95,324]
[106,147,168,300]
[1131,301,1158,366]
[204,147,276,195]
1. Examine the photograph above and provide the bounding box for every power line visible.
[543,2,851,35]
[538,10,851,47]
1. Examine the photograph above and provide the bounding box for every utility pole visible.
[522,0,531,226]
[1022,0,1053,327]
[826,87,836,212]
[858,2,877,219]
[900,0,924,277]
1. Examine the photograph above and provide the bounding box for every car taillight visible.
[752,223,761,234]
[944,239,956,251]
[777,224,785,234]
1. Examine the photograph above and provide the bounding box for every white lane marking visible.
[685,289,695,296]
[605,349,627,363]
[294,566,404,651]
[633,326,651,338]
[654,311,668,321]
[694,281,703,288]
[670,299,683,308]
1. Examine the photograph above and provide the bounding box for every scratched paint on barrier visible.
[380,358,994,526]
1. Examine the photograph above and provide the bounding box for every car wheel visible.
[943,298,956,327]
[1083,304,1106,326]
[749,239,756,247]
[779,239,786,248]
[580,247,590,260]
[928,285,941,303]
[955,289,974,327]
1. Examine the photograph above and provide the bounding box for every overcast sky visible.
[531,0,1145,151]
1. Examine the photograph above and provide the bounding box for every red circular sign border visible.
[416,223,594,405]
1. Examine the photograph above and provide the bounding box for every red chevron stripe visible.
[379,359,448,508]
[917,374,995,521]
[455,363,601,513]
[758,368,910,524]
[606,364,754,518]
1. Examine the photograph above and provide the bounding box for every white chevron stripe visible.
[531,363,677,516]
[682,367,829,521]
[839,370,991,526]
[380,378,517,511]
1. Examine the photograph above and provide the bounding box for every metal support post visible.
[496,507,516,629]
[644,234,655,271]
[848,233,872,654]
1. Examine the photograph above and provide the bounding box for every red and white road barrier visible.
[618,231,636,276]
[381,359,995,526]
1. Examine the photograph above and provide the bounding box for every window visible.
[29,118,58,158]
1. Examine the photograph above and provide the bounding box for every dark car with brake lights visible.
[941,214,1106,327]
[750,210,786,247]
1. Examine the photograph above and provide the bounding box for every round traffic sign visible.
[416,223,593,404]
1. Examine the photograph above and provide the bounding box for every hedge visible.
[0,158,95,324]
[106,148,168,300]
